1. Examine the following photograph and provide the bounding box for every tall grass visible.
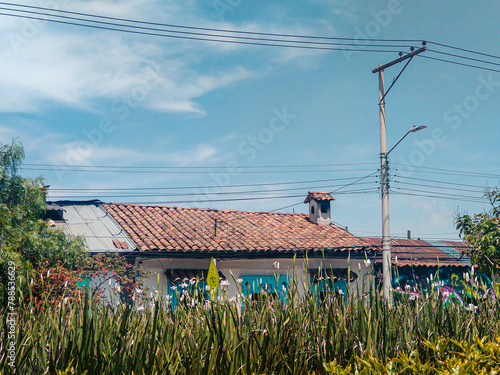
[1,267,499,374]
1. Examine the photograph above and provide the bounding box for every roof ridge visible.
[103,201,310,217]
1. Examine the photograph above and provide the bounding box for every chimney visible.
[407,230,411,240]
[304,191,335,225]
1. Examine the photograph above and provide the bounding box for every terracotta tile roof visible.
[102,203,372,254]
[304,191,335,203]
[363,238,471,268]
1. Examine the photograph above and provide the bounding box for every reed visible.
[1,267,498,374]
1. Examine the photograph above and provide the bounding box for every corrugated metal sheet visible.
[50,200,136,253]
[363,237,472,268]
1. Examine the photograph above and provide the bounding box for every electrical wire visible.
[427,41,500,61]
[0,5,417,49]
[24,162,379,169]
[47,176,377,192]
[2,3,500,75]
[46,181,378,199]
[392,180,489,195]
[417,54,500,74]
[392,163,500,179]
[427,49,500,67]
[391,189,489,204]
[0,2,424,43]
[0,11,407,53]
[48,188,380,203]
[269,170,380,212]
[393,175,497,189]
[22,166,377,174]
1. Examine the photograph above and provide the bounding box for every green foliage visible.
[456,189,500,274]
[0,139,87,301]
[2,273,500,374]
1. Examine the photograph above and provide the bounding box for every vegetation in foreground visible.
[1,268,500,375]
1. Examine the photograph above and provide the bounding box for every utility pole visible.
[373,45,426,304]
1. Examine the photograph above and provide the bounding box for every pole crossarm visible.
[373,45,426,304]
[372,46,426,73]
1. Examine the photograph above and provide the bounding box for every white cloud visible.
[44,139,219,167]
[0,0,338,115]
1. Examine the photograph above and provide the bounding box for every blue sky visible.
[1,0,499,240]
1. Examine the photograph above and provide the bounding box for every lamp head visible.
[410,125,427,132]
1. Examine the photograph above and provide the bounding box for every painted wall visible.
[136,255,373,301]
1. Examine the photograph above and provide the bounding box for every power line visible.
[24,162,378,169]
[97,189,379,205]
[0,11,408,53]
[2,3,500,75]
[393,175,497,189]
[46,181,377,199]
[391,189,489,204]
[48,188,380,203]
[418,54,500,74]
[393,163,500,179]
[0,5,416,49]
[427,41,500,61]
[427,49,500,67]
[47,176,378,192]
[22,166,377,174]
[0,2,424,43]
[269,171,380,212]
[392,180,489,195]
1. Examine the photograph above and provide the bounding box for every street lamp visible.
[380,125,427,303]
[373,45,427,303]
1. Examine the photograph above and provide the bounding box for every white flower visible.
[47,270,51,277]
[338,289,344,295]
[471,267,475,276]
[236,278,243,284]
[358,263,362,272]
[273,261,280,270]
[229,297,236,303]
[205,285,210,291]
[137,306,145,312]
[363,259,371,267]
[64,280,68,288]
[180,282,188,289]
[465,273,470,283]
[405,285,411,291]
[467,303,478,311]
[395,256,398,265]
[190,279,196,285]
[220,280,230,286]
[430,274,433,281]
[135,287,143,294]
[165,295,171,301]
[116,285,121,293]
[170,286,177,291]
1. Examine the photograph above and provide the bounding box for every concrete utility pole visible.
[373,46,426,304]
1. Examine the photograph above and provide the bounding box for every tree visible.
[0,139,86,298]
[0,139,149,306]
[456,190,500,274]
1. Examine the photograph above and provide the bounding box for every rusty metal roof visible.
[362,237,471,268]
[48,200,136,253]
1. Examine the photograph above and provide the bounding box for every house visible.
[362,237,472,293]
[47,192,375,301]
